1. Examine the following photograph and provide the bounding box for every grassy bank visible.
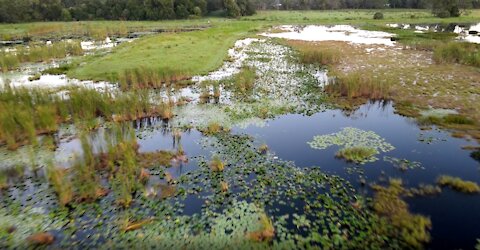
[68,21,263,82]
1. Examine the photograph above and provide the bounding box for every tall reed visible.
[325,71,391,100]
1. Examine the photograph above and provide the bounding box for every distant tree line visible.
[254,0,479,11]
[0,0,255,22]
[0,0,478,22]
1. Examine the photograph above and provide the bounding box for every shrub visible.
[373,12,384,20]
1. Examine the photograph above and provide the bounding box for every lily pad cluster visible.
[308,127,395,164]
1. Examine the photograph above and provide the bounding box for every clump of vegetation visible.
[325,70,391,100]
[73,133,104,202]
[433,42,480,67]
[299,47,341,65]
[227,66,256,99]
[442,114,475,125]
[199,122,229,135]
[118,67,186,90]
[436,175,480,194]
[42,63,77,75]
[407,184,442,197]
[372,179,432,248]
[46,162,73,206]
[248,212,275,242]
[286,41,341,65]
[335,147,378,164]
[417,114,475,130]
[210,155,225,172]
[0,53,20,72]
[28,73,41,81]
[258,144,269,154]
[373,12,384,20]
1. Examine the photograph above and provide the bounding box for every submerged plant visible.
[436,175,480,194]
[384,156,423,171]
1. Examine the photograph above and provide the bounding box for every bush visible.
[373,12,384,20]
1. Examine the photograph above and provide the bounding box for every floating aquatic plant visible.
[308,127,394,163]
[384,156,423,171]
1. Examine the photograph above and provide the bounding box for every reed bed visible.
[0,41,83,72]
[325,71,391,100]
[0,85,173,149]
[118,67,188,90]
[433,42,480,67]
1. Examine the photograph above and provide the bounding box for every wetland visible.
[1,9,480,249]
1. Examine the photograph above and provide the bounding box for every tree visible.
[224,0,241,17]
[430,0,464,17]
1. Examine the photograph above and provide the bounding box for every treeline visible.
[253,0,479,11]
[0,0,479,22]
[0,0,255,23]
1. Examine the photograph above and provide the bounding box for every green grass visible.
[436,175,480,194]
[69,21,262,82]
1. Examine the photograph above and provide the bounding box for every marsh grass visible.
[42,63,77,75]
[46,162,73,206]
[0,86,172,149]
[118,67,187,90]
[293,43,341,65]
[436,175,480,194]
[433,42,480,67]
[225,66,256,99]
[335,147,377,164]
[0,53,19,72]
[325,70,391,100]
[73,133,103,202]
[0,41,83,71]
[372,179,432,248]
[417,114,475,128]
